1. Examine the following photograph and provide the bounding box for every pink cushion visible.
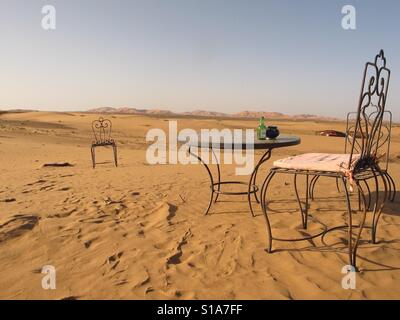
[273,153,360,172]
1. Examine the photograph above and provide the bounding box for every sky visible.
[0,0,399,119]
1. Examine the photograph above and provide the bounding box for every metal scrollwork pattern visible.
[92,117,114,145]
[349,50,391,171]
[345,109,392,171]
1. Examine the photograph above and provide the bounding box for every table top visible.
[178,133,300,150]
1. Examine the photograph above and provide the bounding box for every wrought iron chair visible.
[309,110,396,205]
[91,117,118,168]
[260,50,391,269]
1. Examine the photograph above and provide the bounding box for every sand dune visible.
[85,107,340,121]
[0,111,399,299]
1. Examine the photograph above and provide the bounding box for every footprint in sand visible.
[105,251,124,270]
[60,296,79,300]
[26,179,47,186]
[58,174,74,178]
[47,208,77,218]
[199,232,243,277]
[131,268,150,289]
[142,202,177,231]
[0,215,39,242]
[83,239,94,249]
[166,229,193,266]
[103,251,151,289]
[40,184,56,191]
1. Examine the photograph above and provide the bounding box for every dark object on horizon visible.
[317,130,346,137]
[42,162,74,167]
[262,50,393,270]
[91,117,118,169]
[266,126,280,139]
[0,198,16,203]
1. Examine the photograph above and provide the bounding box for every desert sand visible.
[0,111,399,300]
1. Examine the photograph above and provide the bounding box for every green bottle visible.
[257,116,267,140]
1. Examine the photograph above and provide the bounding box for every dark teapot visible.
[266,126,280,139]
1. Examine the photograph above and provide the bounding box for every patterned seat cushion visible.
[273,153,360,172]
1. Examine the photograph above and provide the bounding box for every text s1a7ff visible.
[156,304,243,317]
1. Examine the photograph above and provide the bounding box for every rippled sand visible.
[0,111,399,299]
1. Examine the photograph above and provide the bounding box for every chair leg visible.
[248,150,272,216]
[384,173,391,202]
[385,172,396,202]
[310,175,342,201]
[341,177,354,267]
[362,179,372,211]
[335,177,340,193]
[305,175,309,228]
[113,144,118,167]
[309,175,320,200]
[371,167,389,244]
[91,146,96,169]
[348,179,368,270]
[294,174,309,229]
[370,169,380,244]
[358,179,372,214]
[211,149,221,204]
[189,147,215,216]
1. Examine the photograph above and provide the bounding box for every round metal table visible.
[180,134,300,216]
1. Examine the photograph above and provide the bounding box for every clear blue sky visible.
[0,0,399,119]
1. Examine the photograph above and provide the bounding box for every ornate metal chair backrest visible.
[92,117,114,145]
[348,50,391,172]
[345,110,392,172]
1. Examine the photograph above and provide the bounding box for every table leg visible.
[248,149,272,217]
[211,148,221,203]
[189,147,215,215]
[189,147,271,216]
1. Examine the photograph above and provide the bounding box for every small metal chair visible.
[91,117,118,168]
[260,50,392,269]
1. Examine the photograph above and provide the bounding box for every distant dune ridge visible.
[84,107,340,121]
[0,107,340,121]
[0,109,38,115]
